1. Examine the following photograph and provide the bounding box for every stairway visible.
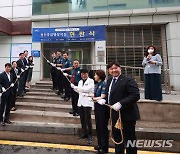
[0,80,180,152]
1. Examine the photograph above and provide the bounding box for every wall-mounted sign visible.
[32,25,106,42]
[31,50,40,57]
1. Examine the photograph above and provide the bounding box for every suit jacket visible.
[0,71,14,97]
[17,59,25,74]
[10,69,18,89]
[106,74,140,121]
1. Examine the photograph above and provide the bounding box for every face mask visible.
[148,49,154,54]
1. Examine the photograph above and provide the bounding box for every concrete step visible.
[1,121,180,143]
[15,102,72,112]
[31,84,52,89]
[29,88,55,93]
[16,95,71,105]
[26,91,58,97]
[35,81,53,85]
[10,110,95,124]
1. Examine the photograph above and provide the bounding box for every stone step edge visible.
[1,121,180,141]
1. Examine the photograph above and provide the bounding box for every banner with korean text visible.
[32,25,106,42]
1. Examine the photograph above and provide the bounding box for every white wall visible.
[166,22,180,90]
[0,0,32,21]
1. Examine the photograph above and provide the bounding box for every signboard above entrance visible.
[32,25,106,42]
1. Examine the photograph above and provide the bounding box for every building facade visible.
[0,0,180,90]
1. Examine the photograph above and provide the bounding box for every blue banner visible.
[32,25,106,42]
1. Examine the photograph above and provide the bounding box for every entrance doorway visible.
[42,42,91,78]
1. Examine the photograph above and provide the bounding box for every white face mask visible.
[148,49,154,54]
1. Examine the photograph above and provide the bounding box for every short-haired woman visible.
[93,69,109,153]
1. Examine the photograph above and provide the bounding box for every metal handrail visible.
[79,64,171,94]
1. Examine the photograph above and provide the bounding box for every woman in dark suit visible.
[106,61,140,154]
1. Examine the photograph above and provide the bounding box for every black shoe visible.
[78,134,88,139]
[17,94,24,97]
[73,113,79,116]
[0,121,5,126]
[64,97,70,101]
[87,135,92,144]
[69,111,74,114]
[4,120,11,124]
[55,91,61,95]
[94,145,100,151]
[11,107,16,111]
[96,149,107,154]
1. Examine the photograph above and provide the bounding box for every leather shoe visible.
[78,134,88,139]
[73,113,79,116]
[94,145,100,151]
[87,135,92,144]
[69,111,74,114]
[64,97,70,101]
[4,120,12,124]
[0,121,5,126]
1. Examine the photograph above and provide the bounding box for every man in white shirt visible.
[71,69,94,144]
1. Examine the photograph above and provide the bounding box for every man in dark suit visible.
[16,53,26,97]
[10,61,19,111]
[23,50,29,92]
[105,61,140,154]
[0,63,15,126]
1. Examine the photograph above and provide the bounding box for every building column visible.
[166,22,180,90]
[31,42,42,82]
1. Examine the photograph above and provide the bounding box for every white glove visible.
[17,75,20,79]
[47,60,50,63]
[70,83,75,89]
[50,63,56,67]
[21,68,25,72]
[112,102,122,111]
[97,99,106,105]
[61,68,66,72]
[2,87,6,92]
[63,73,68,77]
[10,83,14,87]
[81,93,89,97]
[29,65,34,68]
[57,67,61,70]
[26,66,29,69]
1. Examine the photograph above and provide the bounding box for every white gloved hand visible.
[47,60,50,63]
[10,83,14,87]
[63,73,68,77]
[2,87,6,92]
[81,93,89,97]
[112,102,122,111]
[29,65,34,68]
[50,63,56,67]
[70,83,75,89]
[61,68,66,72]
[97,99,106,105]
[21,68,25,72]
[17,75,20,79]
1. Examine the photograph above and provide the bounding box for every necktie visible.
[109,78,117,105]
[71,69,76,84]
[110,78,117,95]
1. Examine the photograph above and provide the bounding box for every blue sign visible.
[32,25,106,42]
[31,50,40,57]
